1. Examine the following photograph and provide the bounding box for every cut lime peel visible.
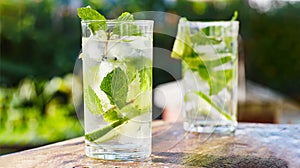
[85,118,128,142]
[94,120,126,144]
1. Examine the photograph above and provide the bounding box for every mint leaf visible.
[78,6,106,20]
[117,12,134,21]
[121,90,151,119]
[209,69,233,95]
[77,6,107,33]
[183,55,233,86]
[182,55,204,71]
[113,24,142,36]
[103,109,122,122]
[139,67,152,91]
[223,36,234,52]
[112,12,142,36]
[125,56,152,82]
[100,67,128,109]
[185,57,233,95]
[100,70,114,104]
[204,56,232,68]
[181,45,233,94]
[191,32,222,45]
[125,56,152,70]
[182,56,209,81]
[183,54,232,72]
[195,91,233,121]
[84,86,104,114]
[201,26,222,37]
[198,65,210,81]
[89,21,108,34]
[112,68,129,109]
[120,104,143,119]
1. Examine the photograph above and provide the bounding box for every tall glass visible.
[81,20,153,160]
[174,19,239,133]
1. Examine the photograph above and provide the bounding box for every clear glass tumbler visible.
[81,20,153,160]
[174,18,239,134]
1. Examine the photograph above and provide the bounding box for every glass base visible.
[85,143,151,161]
[183,121,236,134]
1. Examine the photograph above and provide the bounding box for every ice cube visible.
[185,93,212,113]
[182,70,209,93]
[82,36,106,61]
[95,30,107,40]
[194,45,218,59]
[106,41,135,60]
[98,61,114,82]
[128,36,151,50]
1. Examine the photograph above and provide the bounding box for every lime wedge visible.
[85,118,127,143]
[171,18,193,59]
[93,124,122,144]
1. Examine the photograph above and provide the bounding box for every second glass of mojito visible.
[81,17,153,160]
[172,18,239,134]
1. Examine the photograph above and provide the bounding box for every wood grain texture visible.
[0,121,299,168]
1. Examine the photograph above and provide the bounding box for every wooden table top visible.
[0,121,299,168]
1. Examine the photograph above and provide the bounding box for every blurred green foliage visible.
[1,1,83,153]
[0,74,83,151]
[0,0,80,85]
[241,4,300,100]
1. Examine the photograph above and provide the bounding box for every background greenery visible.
[0,75,83,154]
[1,0,300,154]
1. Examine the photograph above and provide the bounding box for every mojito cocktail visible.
[172,18,239,133]
[79,7,153,160]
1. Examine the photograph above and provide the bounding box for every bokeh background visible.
[1,0,300,154]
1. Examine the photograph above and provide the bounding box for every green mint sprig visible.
[78,6,142,36]
[78,6,107,34]
[100,67,128,109]
[85,86,104,115]
[112,12,143,36]
[78,6,106,20]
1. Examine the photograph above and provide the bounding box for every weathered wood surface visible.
[0,121,299,168]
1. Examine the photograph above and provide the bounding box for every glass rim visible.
[81,19,154,25]
[179,19,239,27]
